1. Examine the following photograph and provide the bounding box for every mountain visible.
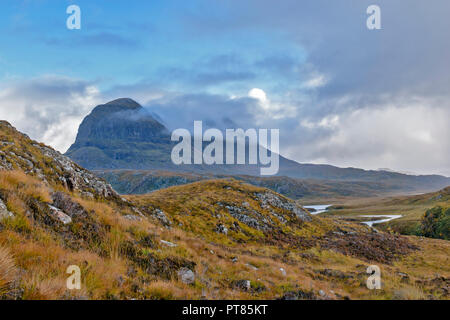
[65,98,174,170]
[66,98,450,193]
[0,120,449,300]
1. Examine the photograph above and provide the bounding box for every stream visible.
[358,215,402,227]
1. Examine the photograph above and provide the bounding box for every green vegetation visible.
[416,206,450,240]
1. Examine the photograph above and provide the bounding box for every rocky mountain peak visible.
[104,98,142,110]
[65,99,173,170]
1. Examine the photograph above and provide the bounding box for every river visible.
[304,205,402,227]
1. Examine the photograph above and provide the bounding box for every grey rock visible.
[153,208,171,226]
[224,205,266,230]
[51,192,87,217]
[123,215,142,221]
[160,240,177,247]
[0,198,13,220]
[47,204,72,225]
[177,268,195,285]
[255,192,311,222]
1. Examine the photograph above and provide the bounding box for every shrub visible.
[420,206,450,240]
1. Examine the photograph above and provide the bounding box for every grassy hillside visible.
[0,121,448,300]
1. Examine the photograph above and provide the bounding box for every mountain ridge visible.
[65,98,450,193]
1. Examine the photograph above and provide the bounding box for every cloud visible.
[287,99,450,175]
[248,88,267,103]
[0,76,102,152]
[301,73,328,89]
[143,92,259,131]
[2,1,450,176]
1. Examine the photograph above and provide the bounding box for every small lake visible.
[304,204,332,215]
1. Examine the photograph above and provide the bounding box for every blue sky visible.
[0,0,449,175]
[0,0,306,94]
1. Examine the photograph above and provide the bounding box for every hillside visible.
[0,120,449,300]
[66,98,450,194]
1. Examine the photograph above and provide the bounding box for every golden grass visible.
[0,161,448,300]
[0,170,51,203]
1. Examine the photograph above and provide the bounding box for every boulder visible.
[177,268,195,285]
[47,205,72,225]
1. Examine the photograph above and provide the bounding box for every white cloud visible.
[301,115,339,129]
[286,101,450,176]
[247,88,297,121]
[301,73,328,89]
[0,76,102,152]
[248,88,268,103]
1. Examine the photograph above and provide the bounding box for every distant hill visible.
[66,98,450,193]
[95,169,433,199]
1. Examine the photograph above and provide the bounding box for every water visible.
[304,204,402,227]
[359,215,402,227]
[304,204,332,215]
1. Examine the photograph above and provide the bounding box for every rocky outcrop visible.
[35,143,119,199]
[51,192,88,217]
[255,191,311,222]
[153,208,171,226]
[0,121,120,201]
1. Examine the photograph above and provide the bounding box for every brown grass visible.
[0,170,51,203]
[0,245,16,295]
